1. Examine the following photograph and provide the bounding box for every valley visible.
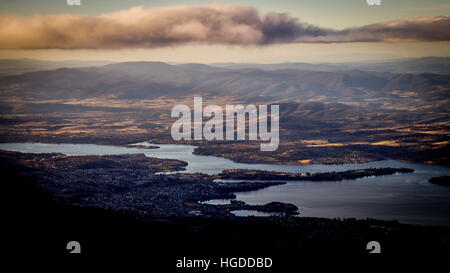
[0,61,448,165]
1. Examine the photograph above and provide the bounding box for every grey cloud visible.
[297,16,450,43]
[0,4,448,49]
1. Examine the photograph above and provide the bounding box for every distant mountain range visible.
[211,57,450,75]
[0,57,448,77]
[0,59,111,76]
[0,61,448,111]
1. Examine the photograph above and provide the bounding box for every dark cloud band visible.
[0,4,448,49]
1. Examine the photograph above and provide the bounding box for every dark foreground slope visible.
[3,157,449,270]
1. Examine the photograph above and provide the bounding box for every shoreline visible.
[1,138,448,167]
[1,148,448,226]
[2,148,450,259]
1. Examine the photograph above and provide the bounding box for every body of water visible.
[1,142,450,226]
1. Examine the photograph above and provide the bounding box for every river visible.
[1,142,450,226]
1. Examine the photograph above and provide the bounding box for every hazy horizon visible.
[0,54,448,64]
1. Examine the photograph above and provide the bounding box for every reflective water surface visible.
[1,142,449,226]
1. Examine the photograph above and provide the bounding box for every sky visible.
[0,0,449,63]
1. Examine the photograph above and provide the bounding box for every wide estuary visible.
[1,142,450,226]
